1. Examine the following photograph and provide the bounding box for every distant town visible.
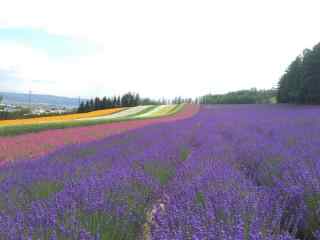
[0,92,81,119]
[0,102,70,115]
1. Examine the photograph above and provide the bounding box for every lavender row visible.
[151,105,320,240]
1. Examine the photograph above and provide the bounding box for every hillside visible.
[0,92,84,108]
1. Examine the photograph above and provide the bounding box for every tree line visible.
[77,92,196,113]
[277,42,320,104]
[78,92,140,113]
[199,88,276,104]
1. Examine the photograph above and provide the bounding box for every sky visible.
[1,0,320,99]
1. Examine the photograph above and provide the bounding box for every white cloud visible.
[1,0,320,98]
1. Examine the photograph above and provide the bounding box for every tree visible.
[121,92,137,107]
[277,56,303,103]
[94,97,103,110]
[111,96,117,108]
[301,45,320,104]
[200,89,276,104]
[77,92,168,113]
[116,96,121,107]
[78,102,86,113]
[102,97,108,109]
[106,97,112,108]
[89,99,94,111]
[0,96,3,112]
[277,43,320,104]
[140,98,161,105]
[134,93,140,106]
[84,101,91,112]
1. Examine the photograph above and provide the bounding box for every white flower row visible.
[77,105,152,121]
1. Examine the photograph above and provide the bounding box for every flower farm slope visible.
[0,104,185,137]
[0,104,319,239]
[0,104,199,163]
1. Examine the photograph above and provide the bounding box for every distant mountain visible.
[0,92,85,108]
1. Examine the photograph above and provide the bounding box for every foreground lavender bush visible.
[0,105,320,239]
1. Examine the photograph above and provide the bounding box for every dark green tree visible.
[84,101,91,112]
[301,45,320,104]
[78,102,86,113]
[89,99,94,111]
[111,96,117,108]
[277,57,303,103]
[134,93,140,106]
[277,42,320,104]
[94,97,99,110]
[102,97,108,108]
[121,92,137,107]
[201,89,276,104]
[116,96,121,107]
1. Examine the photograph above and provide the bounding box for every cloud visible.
[31,80,55,84]
[1,0,320,98]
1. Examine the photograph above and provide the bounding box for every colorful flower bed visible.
[0,104,199,163]
[0,104,319,239]
[0,105,185,137]
[0,105,320,240]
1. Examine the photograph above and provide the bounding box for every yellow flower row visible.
[0,108,124,127]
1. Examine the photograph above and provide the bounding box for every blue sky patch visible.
[0,27,97,57]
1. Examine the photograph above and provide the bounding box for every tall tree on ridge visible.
[277,42,320,104]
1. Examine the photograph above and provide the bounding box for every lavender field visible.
[0,105,319,239]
